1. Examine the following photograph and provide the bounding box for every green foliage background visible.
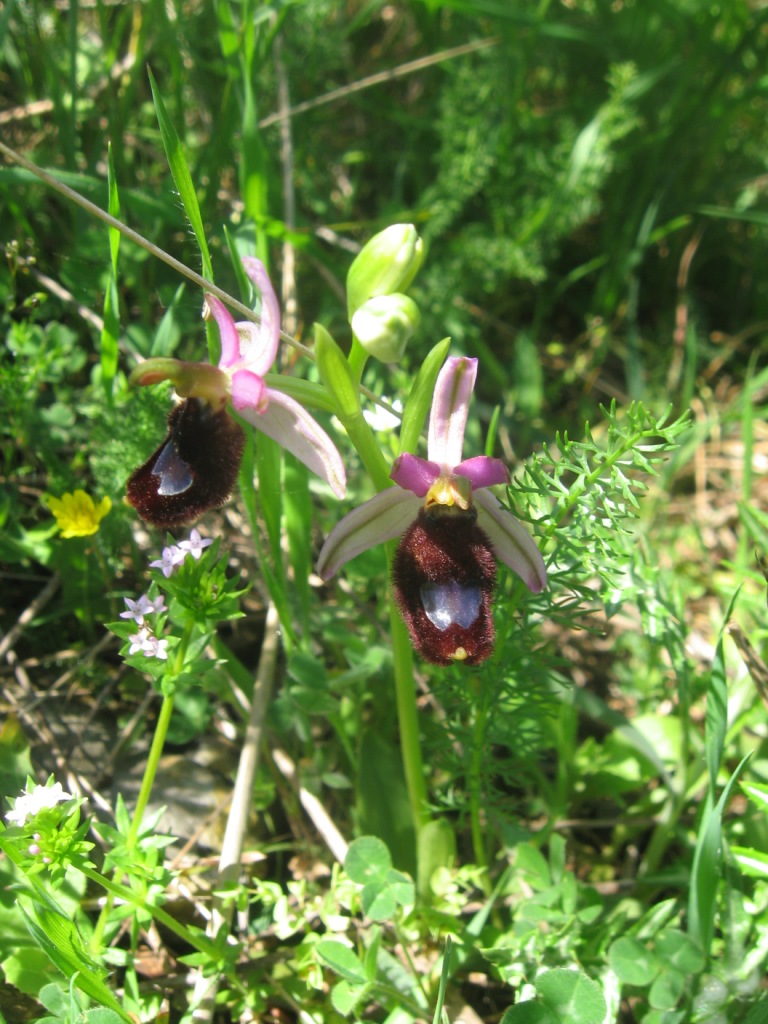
[2,1,768,1022]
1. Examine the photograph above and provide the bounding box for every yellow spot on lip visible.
[452,647,469,661]
[425,473,472,511]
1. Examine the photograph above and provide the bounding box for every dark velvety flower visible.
[126,258,345,527]
[317,356,546,665]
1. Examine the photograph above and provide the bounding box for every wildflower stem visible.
[78,861,212,954]
[127,693,175,849]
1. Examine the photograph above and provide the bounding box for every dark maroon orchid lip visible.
[392,507,497,666]
[126,398,245,529]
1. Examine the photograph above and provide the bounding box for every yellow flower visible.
[47,490,112,538]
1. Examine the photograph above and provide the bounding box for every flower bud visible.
[346,224,424,317]
[351,293,421,363]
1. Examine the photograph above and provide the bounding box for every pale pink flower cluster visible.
[120,592,167,626]
[127,627,169,660]
[149,528,213,578]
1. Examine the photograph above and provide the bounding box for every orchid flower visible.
[127,257,346,527]
[317,356,546,665]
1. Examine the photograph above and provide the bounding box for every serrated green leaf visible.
[147,67,212,283]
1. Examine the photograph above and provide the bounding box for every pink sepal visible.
[317,488,421,579]
[237,388,346,498]
[427,356,477,468]
[474,490,547,593]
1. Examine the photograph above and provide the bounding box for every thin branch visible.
[258,38,498,129]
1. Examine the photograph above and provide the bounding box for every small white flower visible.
[150,544,185,578]
[5,781,72,827]
[128,626,169,660]
[145,635,169,660]
[128,626,152,656]
[177,528,213,560]
[120,594,152,625]
[120,593,167,625]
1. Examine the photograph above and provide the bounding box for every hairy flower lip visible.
[317,355,546,594]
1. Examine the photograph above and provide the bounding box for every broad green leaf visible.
[149,284,185,357]
[655,929,705,973]
[346,836,392,884]
[729,846,768,879]
[315,940,367,984]
[331,979,369,1016]
[314,322,361,422]
[648,967,686,1010]
[607,936,659,986]
[742,781,768,812]
[500,1003,557,1024]
[536,969,607,1024]
[417,817,456,897]
[18,901,132,1022]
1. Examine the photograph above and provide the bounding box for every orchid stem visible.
[387,549,430,840]
[469,688,492,895]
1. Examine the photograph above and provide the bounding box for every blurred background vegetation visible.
[3,0,768,1021]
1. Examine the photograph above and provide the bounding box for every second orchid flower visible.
[127,258,346,527]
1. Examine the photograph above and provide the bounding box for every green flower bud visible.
[346,224,424,317]
[351,293,421,363]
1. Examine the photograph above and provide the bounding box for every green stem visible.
[78,862,212,954]
[468,692,491,893]
[388,576,430,834]
[347,336,368,384]
[127,691,175,848]
[127,617,195,846]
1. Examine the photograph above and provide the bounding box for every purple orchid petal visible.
[390,453,441,497]
[428,356,477,469]
[241,256,280,372]
[474,490,547,593]
[230,368,268,412]
[205,295,241,369]
[317,488,421,580]
[237,387,346,498]
[454,455,510,490]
